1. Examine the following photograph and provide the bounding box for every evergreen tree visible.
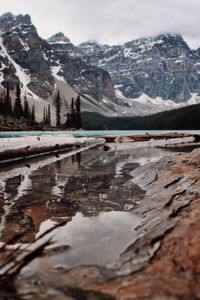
[55,91,61,128]
[14,83,23,119]
[43,106,46,126]
[30,104,35,126]
[64,112,71,129]
[23,92,30,120]
[70,97,76,128]
[0,92,5,116]
[64,96,81,129]
[47,104,51,126]
[45,107,48,125]
[75,95,81,129]
[5,81,12,116]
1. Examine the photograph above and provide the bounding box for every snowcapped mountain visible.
[1,12,200,123]
[78,34,200,103]
[0,13,116,122]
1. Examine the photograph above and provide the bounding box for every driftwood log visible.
[0,136,103,163]
[100,132,199,143]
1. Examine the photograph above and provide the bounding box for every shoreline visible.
[0,132,198,164]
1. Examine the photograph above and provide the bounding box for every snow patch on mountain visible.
[48,32,71,44]
[2,12,200,121]
[115,87,200,116]
[0,71,4,85]
[132,94,178,107]
[79,34,200,104]
[186,93,200,105]
[51,66,66,83]
[49,41,69,45]
[0,35,29,87]
[0,33,43,102]
[18,36,29,51]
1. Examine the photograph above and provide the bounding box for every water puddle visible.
[0,145,176,272]
[30,210,139,271]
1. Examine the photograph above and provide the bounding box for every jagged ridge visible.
[78,34,200,102]
[1,12,200,122]
[0,13,116,122]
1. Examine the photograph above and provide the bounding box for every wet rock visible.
[6,148,200,299]
[44,245,70,256]
[19,215,34,228]
[131,169,158,188]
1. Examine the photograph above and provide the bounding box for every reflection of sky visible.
[34,211,140,269]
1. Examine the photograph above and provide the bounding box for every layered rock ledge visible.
[76,148,200,300]
[1,146,200,299]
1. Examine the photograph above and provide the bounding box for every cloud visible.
[1,0,200,48]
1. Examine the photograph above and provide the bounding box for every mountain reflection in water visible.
[0,146,174,268]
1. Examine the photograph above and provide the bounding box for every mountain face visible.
[0,12,53,98]
[0,12,116,122]
[78,35,200,103]
[48,33,115,101]
[1,12,200,122]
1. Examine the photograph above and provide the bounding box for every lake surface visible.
[0,129,200,138]
[0,145,181,271]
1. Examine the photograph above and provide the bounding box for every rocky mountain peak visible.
[48,32,71,44]
[0,12,48,56]
[2,11,200,120]
[0,12,14,32]
[47,32,78,58]
[0,12,116,119]
[124,33,190,55]
[0,13,33,33]
[80,40,99,46]
[78,33,200,102]
[14,14,32,26]
[0,12,14,21]
[79,40,109,57]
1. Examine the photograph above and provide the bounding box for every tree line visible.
[0,82,36,126]
[0,82,82,130]
[55,91,82,129]
[82,103,200,130]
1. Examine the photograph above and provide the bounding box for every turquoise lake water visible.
[0,130,200,138]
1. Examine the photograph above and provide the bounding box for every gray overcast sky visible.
[1,0,200,48]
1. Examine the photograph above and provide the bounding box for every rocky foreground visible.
[88,148,200,300]
[0,116,35,131]
[1,147,196,299]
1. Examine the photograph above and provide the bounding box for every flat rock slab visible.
[7,148,200,299]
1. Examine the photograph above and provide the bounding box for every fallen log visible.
[0,143,76,162]
[100,132,197,143]
[0,136,104,163]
